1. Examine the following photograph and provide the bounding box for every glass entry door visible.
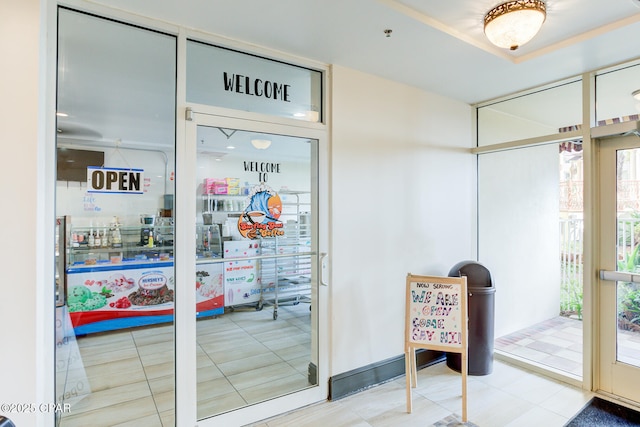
[598,132,640,403]
[178,113,327,426]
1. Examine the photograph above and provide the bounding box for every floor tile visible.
[538,385,593,418]
[197,390,247,419]
[503,406,568,427]
[59,308,601,427]
[217,351,283,377]
[61,396,158,426]
[67,380,153,414]
[226,361,300,390]
[239,373,310,404]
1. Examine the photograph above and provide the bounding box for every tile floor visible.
[495,316,583,377]
[57,302,312,427]
[250,359,595,427]
[57,310,640,426]
[495,316,640,377]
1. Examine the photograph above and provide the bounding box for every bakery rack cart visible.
[257,190,312,320]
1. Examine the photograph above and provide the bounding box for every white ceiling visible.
[56,0,640,151]
[92,0,640,104]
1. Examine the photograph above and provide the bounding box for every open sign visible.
[87,167,144,194]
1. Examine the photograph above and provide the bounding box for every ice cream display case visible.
[64,218,224,335]
[66,261,224,334]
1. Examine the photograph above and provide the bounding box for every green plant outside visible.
[560,261,583,319]
[618,243,640,327]
[561,224,640,325]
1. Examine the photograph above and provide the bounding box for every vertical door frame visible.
[595,131,640,402]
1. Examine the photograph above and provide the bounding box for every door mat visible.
[565,397,640,426]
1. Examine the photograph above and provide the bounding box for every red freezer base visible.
[70,297,223,335]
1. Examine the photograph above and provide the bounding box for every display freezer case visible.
[66,261,224,334]
[63,218,224,335]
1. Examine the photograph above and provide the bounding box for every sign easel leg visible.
[410,347,417,387]
[405,348,412,413]
[462,348,468,422]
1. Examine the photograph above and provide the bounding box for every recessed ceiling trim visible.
[512,13,640,64]
[381,0,640,65]
[378,0,515,61]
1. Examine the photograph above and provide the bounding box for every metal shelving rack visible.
[257,190,312,320]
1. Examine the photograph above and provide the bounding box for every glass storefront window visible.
[595,62,640,126]
[55,8,177,426]
[186,40,322,122]
[477,80,582,146]
[480,142,584,377]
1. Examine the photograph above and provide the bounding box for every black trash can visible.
[446,260,495,376]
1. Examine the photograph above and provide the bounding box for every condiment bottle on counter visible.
[111,217,122,248]
[88,229,95,247]
[94,230,101,247]
[148,230,154,248]
[101,227,109,248]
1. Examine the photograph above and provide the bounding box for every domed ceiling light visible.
[251,139,272,150]
[484,0,546,51]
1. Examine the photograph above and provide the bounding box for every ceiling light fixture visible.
[251,139,271,150]
[484,0,546,51]
[633,89,640,101]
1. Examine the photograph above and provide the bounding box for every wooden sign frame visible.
[404,273,468,422]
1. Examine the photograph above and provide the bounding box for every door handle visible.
[320,253,328,286]
[599,270,640,284]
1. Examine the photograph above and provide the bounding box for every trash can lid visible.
[448,260,493,288]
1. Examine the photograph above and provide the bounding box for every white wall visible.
[330,65,475,375]
[0,0,43,425]
[478,144,561,338]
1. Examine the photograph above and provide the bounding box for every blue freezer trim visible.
[67,261,174,274]
[197,308,223,318]
[73,314,174,335]
[72,307,224,335]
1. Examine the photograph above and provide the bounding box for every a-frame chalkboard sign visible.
[405,274,468,421]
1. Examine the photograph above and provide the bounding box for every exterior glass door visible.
[598,133,640,402]
[179,113,326,426]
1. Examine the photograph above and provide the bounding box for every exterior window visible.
[595,62,640,126]
[477,80,582,147]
